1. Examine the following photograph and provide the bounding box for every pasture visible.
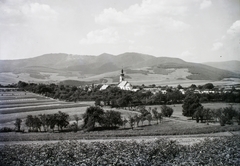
[0,90,240,142]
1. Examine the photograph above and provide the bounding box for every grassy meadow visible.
[0,90,240,142]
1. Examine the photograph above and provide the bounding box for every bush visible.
[0,127,13,132]
[1,137,239,165]
[161,105,174,117]
[100,110,123,127]
[182,93,202,117]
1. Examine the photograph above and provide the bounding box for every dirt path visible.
[1,131,239,146]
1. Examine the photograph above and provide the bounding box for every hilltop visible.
[0,52,239,86]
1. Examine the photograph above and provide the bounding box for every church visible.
[117,69,133,91]
[100,69,136,91]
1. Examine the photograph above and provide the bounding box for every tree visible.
[140,115,146,126]
[189,84,197,90]
[46,114,57,132]
[134,114,141,127]
[193,106,204,123]
[161,105,174,117]
[55,111,69,131]
[213,108,230,126]
[128,115,135,130]
[73,114,81,131]
[25,115,34,131]
[100,110,123,127]
[177,84,183,89]
[14,118,22,131]
[203,83,214,90]
[146,114,152,125]
[152,108,160,124]
[32,116,42,131]
[182,93,202,117]
[82,106,104,131]
[122,118,128,128]
[39,114,48,131]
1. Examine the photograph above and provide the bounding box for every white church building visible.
[117,69,133,91]
[100,69,137,91]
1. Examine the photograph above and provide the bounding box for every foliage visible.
[18,81,240,107]
[182,93,202,117]
[146,114,152,125]
[161,105,174,117]
[152,107,162,124]
[14,118,22,131]
[0,127,13,132]
[25,112,70,132]
[82,106,104,131]
[128,115,135,129]
[55,111,70,131]
[0,137,239,166]
[100,110,123,127]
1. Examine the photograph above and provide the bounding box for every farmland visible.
[1,90,240,165]
[0,91,93,128]
[0,136,240,165]
[0,90,240,142]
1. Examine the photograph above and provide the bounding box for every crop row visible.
[0,95,46,100]
[0,99,59,106]
[0,136,239,166]
[1,125,240,142]
[0,101,67,109]
[0,103,90,114]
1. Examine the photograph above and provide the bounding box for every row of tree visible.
[82,105,174,131]
[182,93,240,126]
[17,81,240,108]
[11,105,174,132]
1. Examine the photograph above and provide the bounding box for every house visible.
[99,84,109,91]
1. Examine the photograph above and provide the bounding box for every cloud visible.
[227,20,240,36]
[21,3,58,20]
[79,28,121,45]
[95,0,190,32]
[200,0,212,9]
[0,1,58,24]
[211,42,223,51]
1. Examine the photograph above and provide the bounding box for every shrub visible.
[182,93,202,117]
[161,105,174,117]
[1,137,239,165]
[0,127,13,132]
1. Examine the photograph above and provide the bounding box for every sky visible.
[0,0,239,62]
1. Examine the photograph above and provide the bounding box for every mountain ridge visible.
[0,52,239,85]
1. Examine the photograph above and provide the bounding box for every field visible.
[0,136,240,165]
[1,91,240,165]
[0,90,240,142]
[0,91,93,128]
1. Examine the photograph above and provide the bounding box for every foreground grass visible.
[1,122,239,142]
[1,136,239,166]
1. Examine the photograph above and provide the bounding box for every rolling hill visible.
[204,61,240,74]
[0,52,239,85]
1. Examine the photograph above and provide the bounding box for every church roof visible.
[118,81,128,87]
[100,84,109,90]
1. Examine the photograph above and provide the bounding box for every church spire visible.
[120,68,124,82]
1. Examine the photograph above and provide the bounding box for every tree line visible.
[2,105,174,132]
[17,81,240,108]
[182,93,240,126]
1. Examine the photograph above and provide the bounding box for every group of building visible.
[100,69,138,92]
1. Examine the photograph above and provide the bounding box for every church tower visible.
[119,69,124,82]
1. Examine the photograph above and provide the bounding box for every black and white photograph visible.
[0,0,240,165]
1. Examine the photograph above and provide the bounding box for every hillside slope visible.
[0,52,239,85]
[204,61,240,74]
